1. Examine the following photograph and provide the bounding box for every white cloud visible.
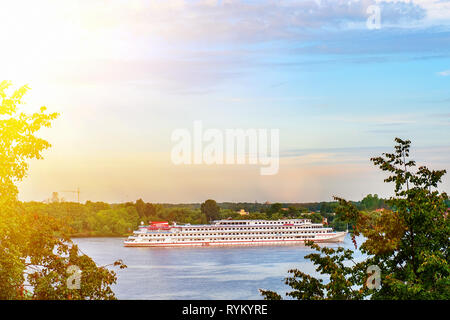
[78,0,427,43]
[437,69,450,76]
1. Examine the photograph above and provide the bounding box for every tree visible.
[359,194,385,211]
[201,199,220,221]
[268,203,282,215]
[135,198,147,219]
[309,212,323,223]
[287,206,300,217]
[320,201,338,214]
[144,203,156,218]
[0,81,125,299]
[260,138,449,300]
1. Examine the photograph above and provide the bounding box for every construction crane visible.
[60,187,81,203]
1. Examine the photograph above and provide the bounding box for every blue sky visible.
[2,0,449,203]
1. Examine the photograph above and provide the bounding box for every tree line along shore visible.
[18,194,409,238]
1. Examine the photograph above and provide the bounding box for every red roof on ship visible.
[147,221,170,230]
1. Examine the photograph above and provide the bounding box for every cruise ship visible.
[123,219,347,247]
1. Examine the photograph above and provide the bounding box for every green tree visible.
[85,201,110,212]
[268,203,282,215]
[0,82,125,299]
[144,202,156,218]
[260,138,449,300]
[134,198,148,219]
[201,199,220,222]
[359,194,385,211]
[320,202,338,214]
[287,206,299,217]
[309,212,323,223]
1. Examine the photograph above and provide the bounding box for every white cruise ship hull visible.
[124,231,347,247]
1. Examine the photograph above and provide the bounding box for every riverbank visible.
[71,232,130,238]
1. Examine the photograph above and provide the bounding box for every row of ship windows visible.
[218,221,309,225]
[142,236,316,242]
[181,236,315,241]
[140,231,326,237]
[182,226,322,231]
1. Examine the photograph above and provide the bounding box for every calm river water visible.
[73,235,365,299]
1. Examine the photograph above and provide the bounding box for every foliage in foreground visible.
[260,138,450,300]
[0,81,125,299]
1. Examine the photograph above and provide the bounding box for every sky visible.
[2,0,450,203]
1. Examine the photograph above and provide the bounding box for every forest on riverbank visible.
[19,194,403,237]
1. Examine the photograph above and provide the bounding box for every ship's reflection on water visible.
[73,235,365,299]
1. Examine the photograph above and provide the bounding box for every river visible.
[73,235,365,299]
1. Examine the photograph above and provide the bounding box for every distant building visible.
[51,192,60,203]
[281,208,289,211]
[238,209,249,216]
